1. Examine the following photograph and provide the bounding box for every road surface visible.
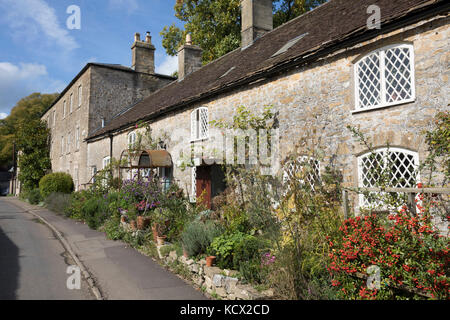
[0,198,93,300]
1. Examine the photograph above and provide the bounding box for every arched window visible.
[357,147,419,206]
[354,44,415,111]
[283,156,321,191]
[191,107,209,141]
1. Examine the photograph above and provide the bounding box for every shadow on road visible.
[0,226,19,299]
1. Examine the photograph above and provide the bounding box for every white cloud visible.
[0,62,64,114]
[156,55,178,76]
[108,0,139,14]
[0,0,78,51]
[0,113,8,119]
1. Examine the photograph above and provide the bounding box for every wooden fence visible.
[342,187,450,219]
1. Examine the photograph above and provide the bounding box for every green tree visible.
[16,118,52,191]
[160,0,327,64]
[0,92,58,169]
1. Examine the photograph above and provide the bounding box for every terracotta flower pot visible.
[183,248,189,258]
[152,224,160,243]
[130,220,137,231]
[206,256,216,267]
[157,235,167,246]
[137,216,151,230]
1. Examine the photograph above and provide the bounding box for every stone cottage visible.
[45,0,449,210]
[40,32,175,191]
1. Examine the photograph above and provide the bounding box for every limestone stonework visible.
[42,63,174,190]
[86,14,449,209]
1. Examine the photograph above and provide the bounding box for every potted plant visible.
[156,235,167,246]
[152,208,170,242]
[127,206,138,231]
[206,255,216,267]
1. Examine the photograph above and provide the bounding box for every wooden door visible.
[196,166,212,209]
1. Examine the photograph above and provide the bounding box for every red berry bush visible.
[328,212,449,299]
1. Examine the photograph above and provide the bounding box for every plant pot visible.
[152,224,160,243]
[130,220,137,231]
[206,256,216,267]
[157,235,167,246]
[137,216,151,230]
[120,216,127,223]
[183,248,189,258]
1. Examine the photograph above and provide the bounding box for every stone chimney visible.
[241,0,273,48]
[177,34,203,80]
[131,32,155,74]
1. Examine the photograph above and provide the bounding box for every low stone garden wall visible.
[156,244,275,300]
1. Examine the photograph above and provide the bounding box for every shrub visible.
[27,188,42,205]
[181,221,223,257]
[234,236,269,284]
[81,197,108,229]
[329,213,449,300]
[44,192,72,215]
[39,172,74,199]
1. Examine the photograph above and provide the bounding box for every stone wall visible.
[87,15,449,209]
[42,69,91,191]
[42,64,174,188]
[156,244,274,300]
[88,66,173,135]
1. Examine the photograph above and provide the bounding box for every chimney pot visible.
[131,31,155,74]
[186,33,192,45]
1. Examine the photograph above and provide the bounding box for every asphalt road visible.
[0,198,93,300]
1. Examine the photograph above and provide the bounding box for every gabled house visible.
[40,33,175,191]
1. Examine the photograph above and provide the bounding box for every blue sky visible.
[0,0,182,119]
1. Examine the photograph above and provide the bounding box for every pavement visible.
[0,197,206,300]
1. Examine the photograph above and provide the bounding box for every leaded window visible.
[358,148,419,207]
[191,107,209,141]
[354,44,415,111]
[283,156,321,191]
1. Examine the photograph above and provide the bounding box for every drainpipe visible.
[109,134,113,178]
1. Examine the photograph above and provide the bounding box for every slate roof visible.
[87,0,448,140]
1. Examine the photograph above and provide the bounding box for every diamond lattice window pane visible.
[384,47,413,103]
[358,149,419,207]
[199,108,209,139]
[283,156,320,191]
[357,52,382,109]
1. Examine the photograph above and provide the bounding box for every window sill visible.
[352,98,415,114]
[190,137,209,143]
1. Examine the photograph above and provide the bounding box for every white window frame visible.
[128,131,137,148]
[78,85,82,108]
[353,44,415,113]
[75,126,80,151]
[190,166,197,203]
[69,93,73,114]
[61,136,65,156]
[74,167,79,191]
[63,100,66,119]
[67,132,71,154]
[357,147,420,207]
[190,107,209,142]
[103,156,111,169]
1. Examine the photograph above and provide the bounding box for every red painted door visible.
[196,166,212,209]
